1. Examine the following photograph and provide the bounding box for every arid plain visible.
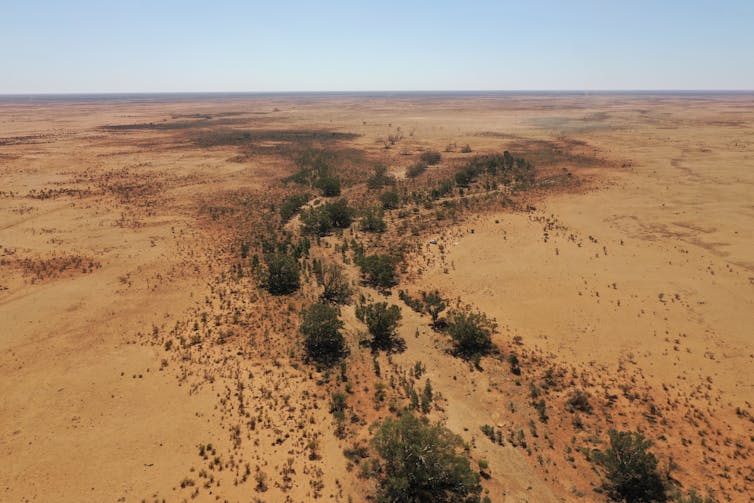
[1,93,752,502]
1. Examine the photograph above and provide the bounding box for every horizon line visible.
[2,89,754,97]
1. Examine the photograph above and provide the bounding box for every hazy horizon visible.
[2,0,753,94]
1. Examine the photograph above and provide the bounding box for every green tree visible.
[592,429,667,502]
[371,413,482,503]
[356,301,402,350]
[445,310,496,358]
[316,174,341,197]
[324,198,354,228]
[264,252,300,295]
[300,302,346,366]
[280,193,309,221]
[357,254,397,289]
[301,206,334,236]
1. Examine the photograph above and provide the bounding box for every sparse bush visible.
[264,252,300,295]
[565,390,593,414]
[421,290,447,327]
[367,165,396,189]
[380,190,400,210]
[330,391,348,420]
[445,310,496,358]
[420,150,442,166]
[405,162,427,178]
[356,301,402,350]
[317,262,352,304]
[592,429,667,502]
[301,206,333,236]
[361,207,387,233]
[300,302,346,365]
[371,413,481,502]
[280,193,309,221]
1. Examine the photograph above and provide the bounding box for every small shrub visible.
[330,391,348,421]
[264,252,300,295]
[405,162,427,178]
[360,207,387,233]
[566,390,593,414]
[366,165,396,189]
[419,150,442,166]
[445,310,496,359]
[379,190,400,210]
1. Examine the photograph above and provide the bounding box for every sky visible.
[1,0,753,93]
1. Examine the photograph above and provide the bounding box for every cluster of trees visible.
[355,253,398,289]
[301,199,354,236]
[279,193,310,221]
[287,148,342,197]
[454,151,535,188]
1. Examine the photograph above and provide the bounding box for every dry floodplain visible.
[0,93,752,502]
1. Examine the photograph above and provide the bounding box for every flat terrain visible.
[1,93,752,502]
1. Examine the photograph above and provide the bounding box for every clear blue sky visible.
[1,0,752,93]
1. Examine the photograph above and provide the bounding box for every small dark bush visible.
[419,151,442,166]
[264,252,300,295]
[379,190,400,210]
[300,302,346,366]
[360,207,387,233]
[445,310,496,359]
[565,390,593,414]
[405,162,427,178]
